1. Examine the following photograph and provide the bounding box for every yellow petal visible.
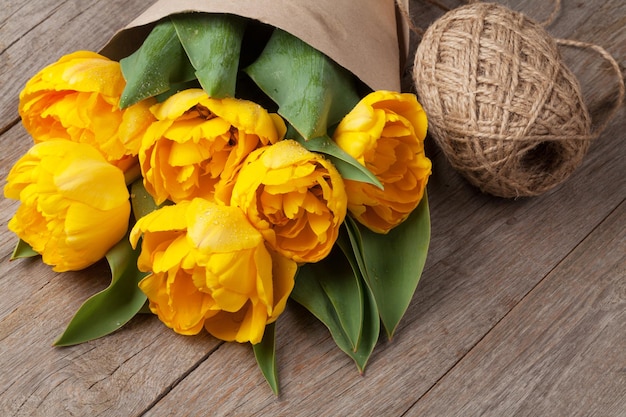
[210,287,249,313]
[54,158,129,211]
[202,96,280,145]
[130,202,189,247]
[266,249,297,322]
[151,89,207,120]
[28,51,125,97]
[186,199,263,253]
[152,235,191,273]
[203,309,245,342]
[139,271,212,336]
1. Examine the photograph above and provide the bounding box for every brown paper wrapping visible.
[100,0,410,92]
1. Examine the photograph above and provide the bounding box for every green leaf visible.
[291,243,380,372]
[346,194,430,339]
[54,236,148,346]
[295,134,382,189]
[335,228,380,371]
[11,239,38,260]
[130,179,162,220]
[352,280,380,373]
[119,19,196,108]
[171,13,245,98]
[316,241,363,350]
[244,29,360,140]
[253,322,279,395]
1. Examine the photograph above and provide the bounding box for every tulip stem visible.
[124,163,142,187]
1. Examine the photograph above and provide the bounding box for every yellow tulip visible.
[18,51,155,168]
[4,140,131,272]
[333,91,432,233]
[231,140,347,263]
[129,198,296,344]
[138,89,286,205]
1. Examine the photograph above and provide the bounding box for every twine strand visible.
[406,0,562,40]
[395,0,424,37]
[555,37,625,138]
[539,0,561,27]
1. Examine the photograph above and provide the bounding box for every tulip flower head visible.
[138,89,286,205]
[18,51,155,168]
[4,140,131,271]
[231,140,348,263]
[333,91,431,233]
[130,199,296,344]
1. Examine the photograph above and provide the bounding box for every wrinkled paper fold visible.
[101,0,410,91]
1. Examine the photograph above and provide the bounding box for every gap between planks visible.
[402,198,626,416]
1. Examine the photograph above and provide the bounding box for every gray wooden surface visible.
[1,1,624,416]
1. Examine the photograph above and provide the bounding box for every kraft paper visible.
[101,0,410,91]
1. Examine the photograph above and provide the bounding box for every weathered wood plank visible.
[0,0,158,129]
[0,0,623,416]
[0,249,224,416]
[407,201,626,417]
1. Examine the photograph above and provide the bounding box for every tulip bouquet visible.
[4,0,430,393]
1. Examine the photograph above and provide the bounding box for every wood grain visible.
[407,201,626,417]
[0,0,155,128]
[0,0,624,416]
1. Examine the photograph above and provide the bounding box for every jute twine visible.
[411,2,624,198]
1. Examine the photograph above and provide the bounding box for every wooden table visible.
[1,1,624,415]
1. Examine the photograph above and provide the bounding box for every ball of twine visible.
[413,2,593,198]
